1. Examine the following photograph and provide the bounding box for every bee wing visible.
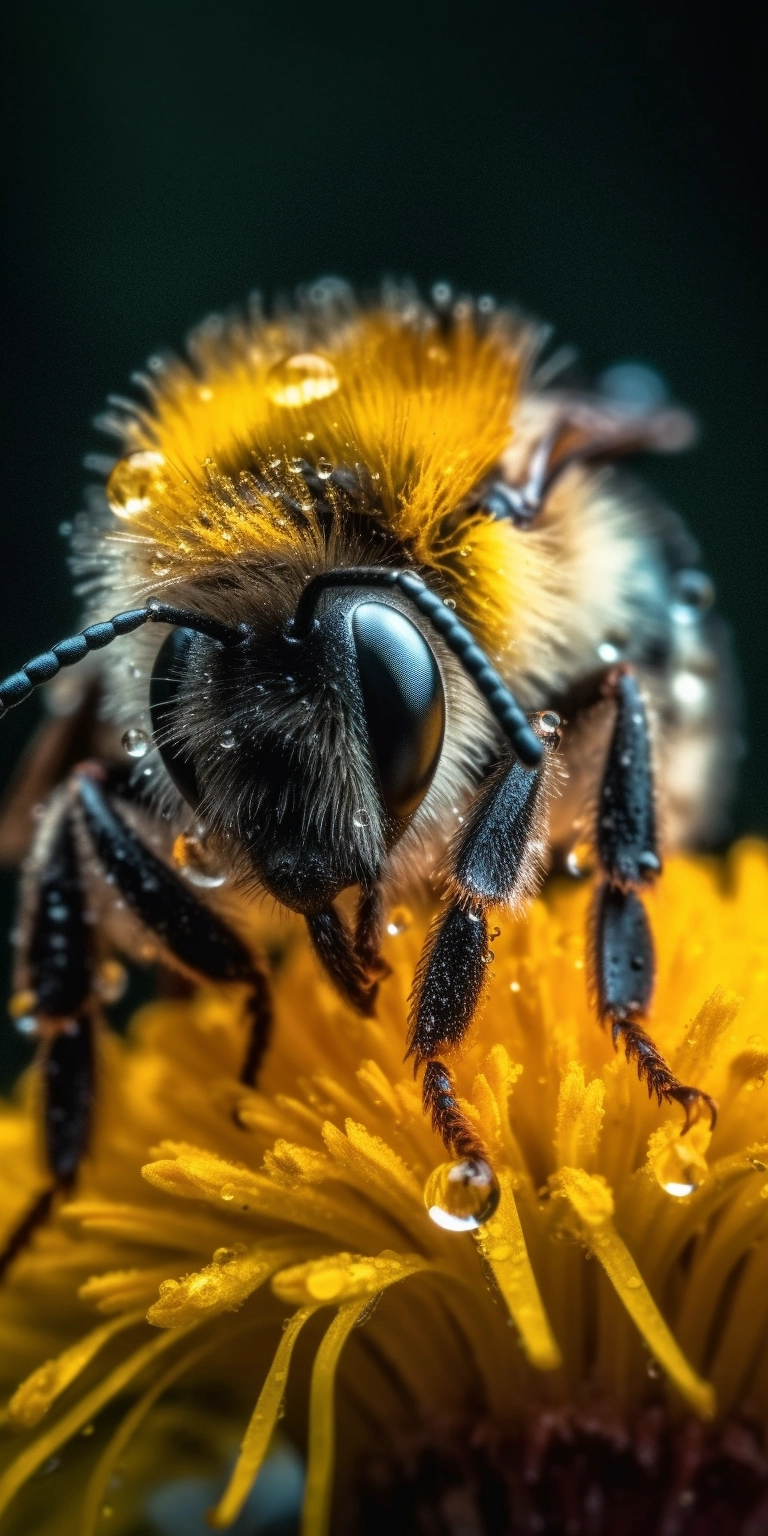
[545,392,697,467]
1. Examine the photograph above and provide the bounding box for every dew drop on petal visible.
[425,1158,500,1232]
[653,1134,707,1200]
[662,1176,699,1198]
[220,729,236,751]
[220,1183,236,1202]
[316,456,334,479]
[266,353,339,409]
[352,809,370,829]
[121,728,149,759]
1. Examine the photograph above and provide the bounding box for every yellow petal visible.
[208,1306,319,1529]
[555,1061,605,1171]
[301,1299,372,1536]
[552,1167,715,1418]
[0,1324,196,1522]
[81,1330,222,1536]
[7,1309,145,1428]
[273,1250,427,1306]
[146,1246,302,1328]
[79,1267,179,1315]
[475,1169,561,1371]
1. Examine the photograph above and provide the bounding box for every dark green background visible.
[1,2,765,1083]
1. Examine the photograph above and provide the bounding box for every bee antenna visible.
[0,602,244,718]
[291,567,543,768]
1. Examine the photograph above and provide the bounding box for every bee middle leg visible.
[407,714,561,1185]
[591,668,717,1130]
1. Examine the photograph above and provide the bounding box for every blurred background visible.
[1,2,765,1084]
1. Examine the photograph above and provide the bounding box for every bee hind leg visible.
[1,801,97,1279]
[593,668,717,1131]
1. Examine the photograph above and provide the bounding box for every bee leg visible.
[305,904,378,1015]
[354,885,390,982]
[73,769,273,1089]
[593,669,717,1131]
[408,716,561,1182]
[1,803,97,1279]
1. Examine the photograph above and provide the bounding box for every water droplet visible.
[220,729,236,751]
[97,960,127,1004]
[121,728,149,759]
[672,671,707,709]
[8,988,36,1020]
[172,833,228,889]
[654,1136,707,1198]
[663,1178,699,1198]
[158,1279,180,1296]
[151,551,173,575]
[598,640,621,663]
[352,809,370,829]
[626,1275,642,1290]
[220,1183,236,1202]
[425,1158,500,1232]
[444,598,457,610]
[386,905,413,937]
[749,1157,768,1172]
[266,353,339,409]
[107,451,166,519]
[536,710,561,737]
[306,1267,345,1300]
[316,456,334,479]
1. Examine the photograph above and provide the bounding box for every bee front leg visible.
[72,769,273,1090]
[305,904,379,1015]
[1,800,97,1278]
[407,714,561,1224]
[593,669,717,1131]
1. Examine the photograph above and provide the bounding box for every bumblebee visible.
[0,279,737,1260]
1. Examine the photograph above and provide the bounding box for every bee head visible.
[149,593,445,913]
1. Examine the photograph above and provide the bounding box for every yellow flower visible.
[1,844,767,1534]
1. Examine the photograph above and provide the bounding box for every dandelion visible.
[1,844,767,1533]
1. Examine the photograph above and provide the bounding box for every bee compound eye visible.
[149,628,202,809]
[352,602,445,819]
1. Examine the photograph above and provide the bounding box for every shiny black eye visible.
[352,602,445,819]
[149,628,202,809]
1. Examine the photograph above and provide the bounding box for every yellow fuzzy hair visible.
[98,293,559,658]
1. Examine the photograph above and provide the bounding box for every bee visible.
[0,278,737,1258]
